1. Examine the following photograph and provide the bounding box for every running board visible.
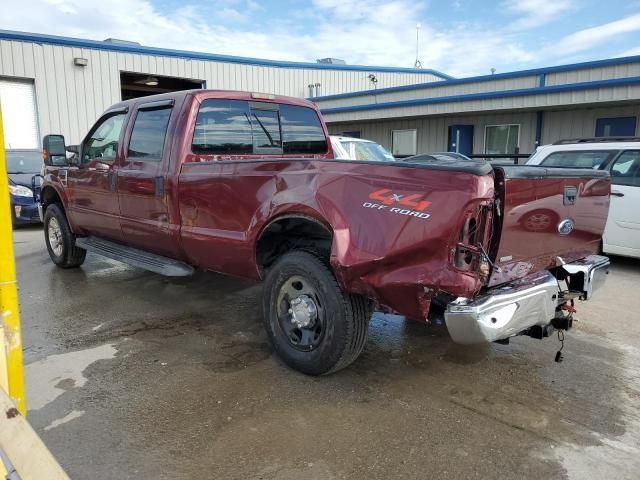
[76,236,194,277]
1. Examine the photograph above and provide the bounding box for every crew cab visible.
[39,89,611,375]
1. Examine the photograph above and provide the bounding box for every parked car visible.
[6,149,42,226]
[330,135,395,162]
[527,138,640,259]
[39,90,609,375]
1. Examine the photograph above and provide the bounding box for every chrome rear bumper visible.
[444,255,609,344]
[560,254,610,300]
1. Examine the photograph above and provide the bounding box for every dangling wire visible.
[555,330,565,363]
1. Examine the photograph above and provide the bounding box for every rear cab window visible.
[540,150,616,169]
[191,99,327,157]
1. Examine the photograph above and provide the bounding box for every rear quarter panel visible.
[177,159,494,319]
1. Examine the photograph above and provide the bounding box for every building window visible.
[341,131,361,138]
[595,117,637,137]
[484,124,520,155]
[392,129,417,157]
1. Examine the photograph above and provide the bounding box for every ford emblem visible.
[558,218,575,235]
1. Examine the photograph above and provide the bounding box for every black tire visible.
[263,250,372,375]
[44,204,86,268]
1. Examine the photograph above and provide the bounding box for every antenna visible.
[414,23,422,69]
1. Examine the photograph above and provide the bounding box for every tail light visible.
[454,203,494,281]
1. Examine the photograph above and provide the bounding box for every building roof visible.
[310,54,640,101]
[0,29,454,79]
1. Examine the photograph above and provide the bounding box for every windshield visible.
[6,151,43,174]
[342,141,395,162]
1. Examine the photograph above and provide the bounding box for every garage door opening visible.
[120,72,204,100]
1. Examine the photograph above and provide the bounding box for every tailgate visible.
[489,166,610,287]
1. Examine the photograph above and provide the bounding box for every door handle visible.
[611,190,625,197]
[108,171,117,191]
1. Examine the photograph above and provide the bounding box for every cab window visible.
[192,99,252,155]
[611,151,640,187]
[82,113,126,163]
[128,107,172,162]
[82,112,126,163]
[280,105,327,154]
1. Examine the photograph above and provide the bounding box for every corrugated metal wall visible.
[328,104,640,156]
[321,86,640,123]
[0,38,442,143]
[316,75,539,109]
[328,111,538,154]
[543,104,640,142]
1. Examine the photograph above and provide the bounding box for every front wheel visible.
[263,250,372,375]
[44,204,86,268]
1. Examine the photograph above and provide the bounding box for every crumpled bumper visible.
[444,255,609,344]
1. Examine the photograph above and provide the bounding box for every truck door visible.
[116,99,176,257]
[66,109,127,241]
[604,150,640,257]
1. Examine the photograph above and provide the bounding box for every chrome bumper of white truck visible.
[444,255,609,344]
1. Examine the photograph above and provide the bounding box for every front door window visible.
[82,113,126,163]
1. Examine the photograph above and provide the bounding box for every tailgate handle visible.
[564,186,577,205]
[611,190,625,197]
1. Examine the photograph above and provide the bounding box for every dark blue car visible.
[6,149,42,226]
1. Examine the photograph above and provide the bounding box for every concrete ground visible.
[12,225,640,480]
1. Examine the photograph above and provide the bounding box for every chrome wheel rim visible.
[47,217,64,257]
[276,275,325,351]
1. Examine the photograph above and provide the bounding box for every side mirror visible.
[42,134,68,166]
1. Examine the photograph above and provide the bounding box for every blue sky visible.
[3,0,640,77]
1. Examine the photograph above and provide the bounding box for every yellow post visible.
[0,102,26,415]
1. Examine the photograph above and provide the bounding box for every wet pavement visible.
[12,225,640,479]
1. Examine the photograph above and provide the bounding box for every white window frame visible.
[391,129,417,157]
[483,124,520,155]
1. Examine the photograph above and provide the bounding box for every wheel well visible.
[256,215,333,274]
[40,186,63,213]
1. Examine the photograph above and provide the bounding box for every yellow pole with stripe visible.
[0,102,26,415]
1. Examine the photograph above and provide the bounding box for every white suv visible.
[330,136,395,162]
[527,138,640,259]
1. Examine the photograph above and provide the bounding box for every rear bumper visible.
[444,255,609,344]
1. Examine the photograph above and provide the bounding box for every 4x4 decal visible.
[368,189,432,211]
[363,189,431,220]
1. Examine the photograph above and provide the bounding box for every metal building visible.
[314,57,640,159]
[0,30,449,147]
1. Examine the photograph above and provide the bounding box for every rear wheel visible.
[263,250,371,375]
[44,204,86,268]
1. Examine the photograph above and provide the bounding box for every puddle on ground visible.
[25,343,117,411]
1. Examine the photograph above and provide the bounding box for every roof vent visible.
[316,58,346,65]
[103,38,141,46]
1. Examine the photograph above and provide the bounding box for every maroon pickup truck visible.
[39,89,610,375]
